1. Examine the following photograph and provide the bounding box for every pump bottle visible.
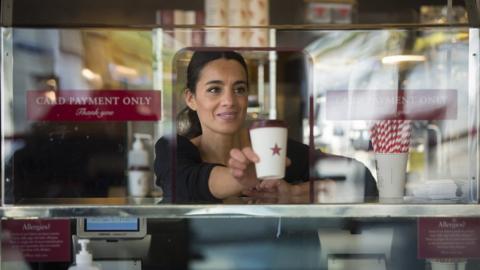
[68,239,101,270]
[128,133,152,197]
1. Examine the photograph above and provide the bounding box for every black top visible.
[154,135,378,203]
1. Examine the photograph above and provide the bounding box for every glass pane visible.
[296,27,477,204]
[2,26,478,205]
[2,28,168,204]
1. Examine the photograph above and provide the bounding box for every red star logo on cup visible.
[271,143,282,156]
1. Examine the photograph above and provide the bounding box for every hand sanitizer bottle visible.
[128,133,152,197]
[68,239,101,270]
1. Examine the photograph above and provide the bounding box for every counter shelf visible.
[1,201,480,219]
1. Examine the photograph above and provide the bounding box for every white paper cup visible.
[375,152,408,201]
[128,170,151,197]
[249,120,287,180]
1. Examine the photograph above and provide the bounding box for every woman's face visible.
[186,58,248,136]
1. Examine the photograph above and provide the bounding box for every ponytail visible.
[177,106,202,139]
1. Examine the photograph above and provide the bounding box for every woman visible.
[154,50,377,203]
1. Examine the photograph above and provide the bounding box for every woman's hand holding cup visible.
[228,147,292,190]
[228,147,260,188]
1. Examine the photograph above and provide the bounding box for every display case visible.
[1,0,480,269]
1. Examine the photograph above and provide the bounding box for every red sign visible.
[2,219,71,262]
[418,218,480,259]
[326,89,457,120]
[27,90,161,121]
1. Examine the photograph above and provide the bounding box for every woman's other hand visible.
[242,178,337,204]
[256,178,299,196]
[242,179,308,203]
[242,179,300,199]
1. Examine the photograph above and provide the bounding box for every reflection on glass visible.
[1,27,477,205]
[3,29,161,203]
[297,28,474,203]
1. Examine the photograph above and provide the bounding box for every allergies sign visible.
[418,218,480,258]
[2,219,71,262]
[27,90,161,121]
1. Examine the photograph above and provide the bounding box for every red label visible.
[418,218,480,259]
[326,89,457,120]
[27,90,161,121]
[1,219,71,262]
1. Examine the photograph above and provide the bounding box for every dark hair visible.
[178,50,248,139]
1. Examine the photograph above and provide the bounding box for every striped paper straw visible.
[371,120,411,153]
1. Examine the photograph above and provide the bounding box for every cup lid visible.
[249,119,287,130]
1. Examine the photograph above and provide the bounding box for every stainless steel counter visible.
[1,203,479,219]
